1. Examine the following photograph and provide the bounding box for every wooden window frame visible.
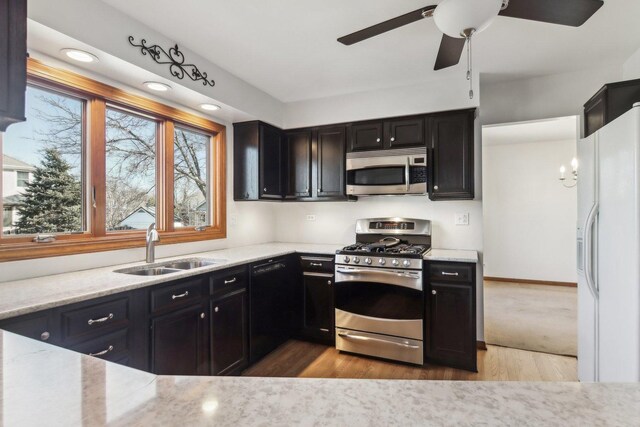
[0,58,226,262]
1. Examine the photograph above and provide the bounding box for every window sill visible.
[0,228,226,262]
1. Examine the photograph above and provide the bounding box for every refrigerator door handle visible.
[584,202,599,300]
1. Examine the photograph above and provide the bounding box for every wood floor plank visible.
[242,340,577,381]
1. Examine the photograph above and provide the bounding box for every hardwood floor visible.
[242,340,578,381]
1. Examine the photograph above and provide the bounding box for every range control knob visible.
[364,257,372,265]
[378,258,386,266]
[391,259,399,267]
[403,260,411,267]
[343,256,350,263]
[353,257,360,264]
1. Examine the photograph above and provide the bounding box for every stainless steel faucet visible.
[146,222,160,263]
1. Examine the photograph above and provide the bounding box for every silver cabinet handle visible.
[224,277,237,284]
[263,187,267,192]
[309,262,323,267]
[327,280,332,285]
[376,138,381,142]
[87,313,114,325]
[432,290,437,295]
[40,331,50,341]
[89,345,114,357]
[441,272,459,276]
[338,332,420,349]
[200,312,206,319]
[172,291,189,300]
[391,137,395,142]
[214,306,219,313]
[320,328,330,332]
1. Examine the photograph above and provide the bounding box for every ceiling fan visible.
[338,0,604,98]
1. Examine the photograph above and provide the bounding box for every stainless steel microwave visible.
[346,147,428,196]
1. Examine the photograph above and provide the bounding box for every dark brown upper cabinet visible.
[233,121,285,201]
[384,117,425,149]
[349,122,384,152]
[315,125,346,198]
[0,0,27,132]
[285,129,312,199]
[429,109,475,201]
[584,78,640,137]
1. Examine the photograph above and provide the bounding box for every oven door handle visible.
[336,268,418,279]
[338,332,420,349]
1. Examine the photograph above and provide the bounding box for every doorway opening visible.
[481,116,579,356]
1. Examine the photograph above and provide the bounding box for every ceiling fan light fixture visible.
[433,0,503,38]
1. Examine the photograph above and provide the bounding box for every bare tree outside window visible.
[174,127,210,227]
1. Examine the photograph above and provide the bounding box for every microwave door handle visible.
[405,157,411,192]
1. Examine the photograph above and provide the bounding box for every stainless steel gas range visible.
[334,217,431,365]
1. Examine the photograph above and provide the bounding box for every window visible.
[105,107,157,231]
[174,126,210,228]
[2,85,85,236]
[16,171,30,187]
[0,59,227,261]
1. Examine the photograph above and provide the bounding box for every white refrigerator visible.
[577,103,640,382]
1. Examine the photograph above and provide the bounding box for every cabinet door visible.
[151,304,209,375]
[427,282,476,371]
[316,126,346,198]
[349,122,383,152]
[211,289,248,375]
[0,311,56,344]
[0,0,27,132]
[285,130,312,198]
[259,123,284,199]
[384,118,425,149]
[429,110,475,200]
[233,121,260,200]
[301,273,334,343]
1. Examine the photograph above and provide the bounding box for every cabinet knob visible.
[433,185,439,190]
[263,188,267,192]
[390,137,395,142]
[376,138,381,143]
[327,280,332,285]
[432,290,437,295]
[200,312,206,319]
[214,307,219,313]
[40,331,50,341]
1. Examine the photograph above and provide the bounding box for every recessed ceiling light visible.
[200,103,221,111]
[144,81,171,92]
[61,48,99,63]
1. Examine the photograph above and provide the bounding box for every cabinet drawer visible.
[150,278,204,314]
[211,266,247,297]
[429,263,473,283]
[300,256,334,273]
[61,297,129,342]
[71,328,129,361]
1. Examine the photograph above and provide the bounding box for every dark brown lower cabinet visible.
[300,272,334,344]
[151,303,209,376]
[426,262,477,372]
[211,288,248,375]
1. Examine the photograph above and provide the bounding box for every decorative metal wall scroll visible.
[128,36,215,87]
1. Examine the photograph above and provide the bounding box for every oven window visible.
[348,167,405,186]
[335,281,423,320]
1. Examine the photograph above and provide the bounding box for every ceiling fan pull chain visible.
[467,34,474,99]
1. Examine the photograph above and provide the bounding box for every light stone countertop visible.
[1,329,638,427]
[0,243,343,320]
[424,248,479,263]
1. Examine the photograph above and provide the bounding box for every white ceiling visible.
[99,0,640,102]
[482,116,578,146]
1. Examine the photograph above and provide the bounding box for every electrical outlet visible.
[306,214,316,221]
[455,213,469,226]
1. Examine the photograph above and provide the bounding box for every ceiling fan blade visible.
[434,34,466,71]
[338,6,436,46]
[499,0,604,27]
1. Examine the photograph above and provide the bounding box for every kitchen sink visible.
[116,267,183,276]
[161,259,219,270]
[114,258,222,276]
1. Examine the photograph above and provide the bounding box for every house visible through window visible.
[174,126,210,228]
[16,171,30,187]
[1,85,85,235]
